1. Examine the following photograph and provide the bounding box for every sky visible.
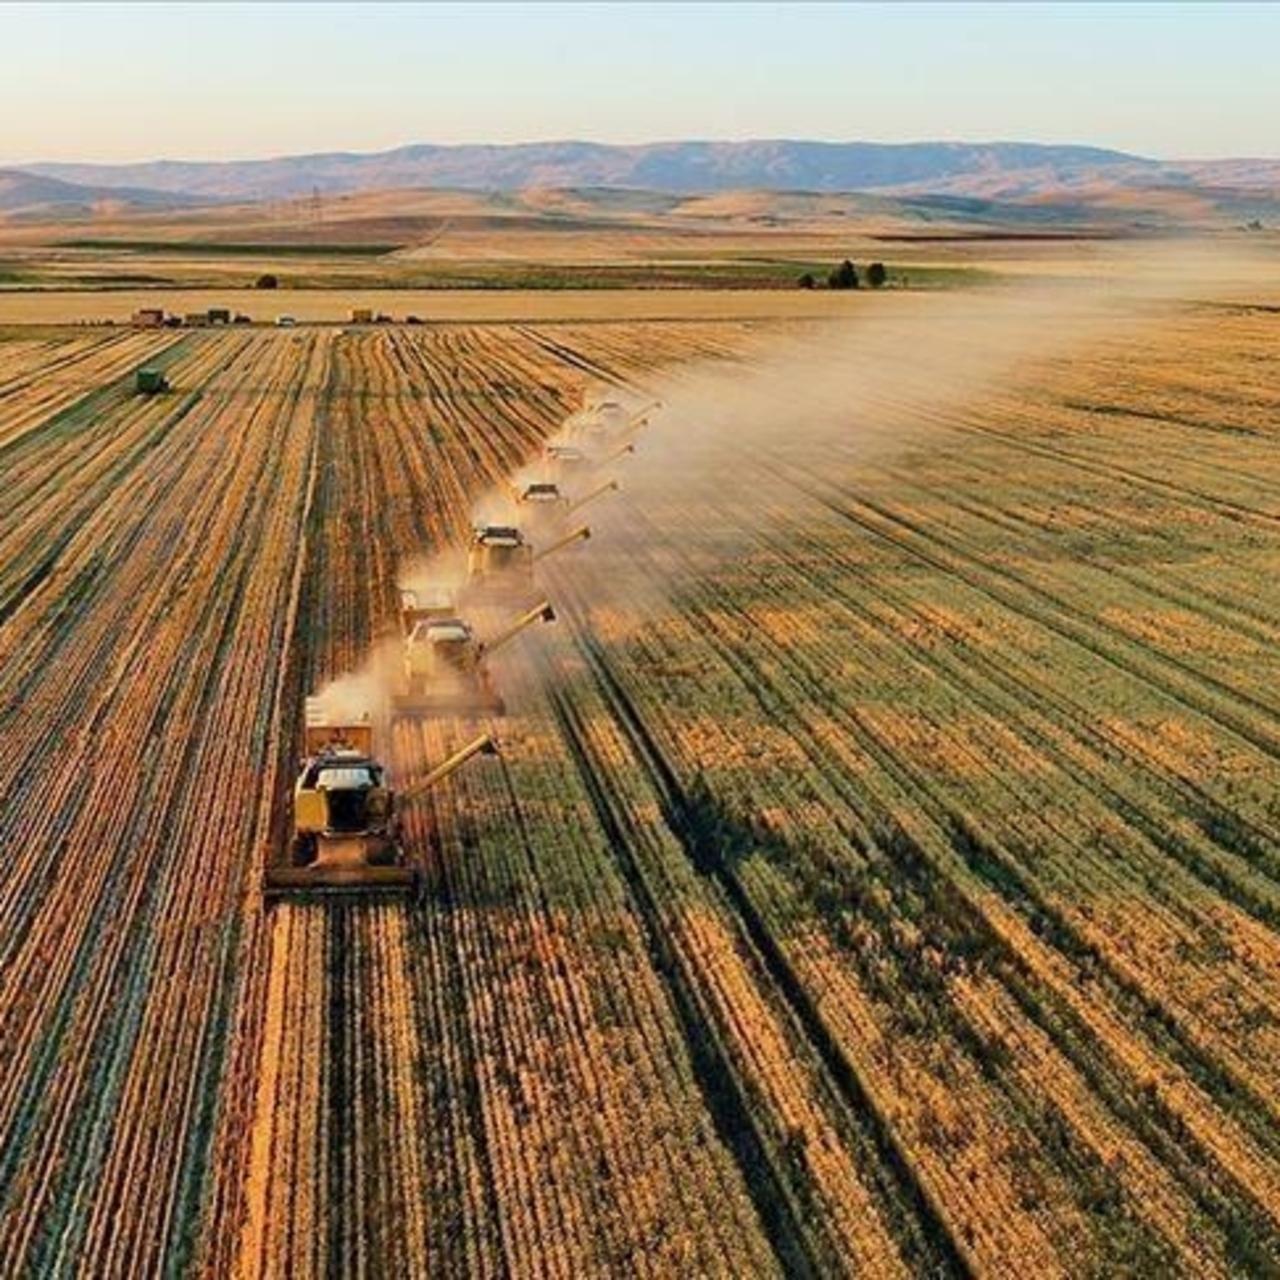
[3,2,1278,165]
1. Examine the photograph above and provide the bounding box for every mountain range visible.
[18,140,1156,200]
[3,140,1279,227]
[13,139,1278,201]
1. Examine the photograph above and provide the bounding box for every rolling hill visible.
[0,169,217,217]
[5,141,1279,242]
[17,140,1174,201]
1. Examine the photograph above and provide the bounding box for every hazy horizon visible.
[4,135,1242,174]
[5,2,1280,166]
[11,135,1276,172]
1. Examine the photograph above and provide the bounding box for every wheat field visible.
[3,267,1280,1273]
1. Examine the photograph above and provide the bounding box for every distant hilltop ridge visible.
[16,139,1280,203]
[0,168,214,216]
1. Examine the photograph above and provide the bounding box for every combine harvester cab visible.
[519,480,570,509]
[264,699,494,898]
[515,481,571,536]
[394,598,556,718]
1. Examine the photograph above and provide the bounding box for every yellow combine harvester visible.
[264,699,495,897]
[567,396,659,448]
[546,438,636,472]
[464,522,590,602]
[467,523,533,592]
[395,596,556,716]
[516,476,623,541]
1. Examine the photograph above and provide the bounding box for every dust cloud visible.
[469,485,523,530]
[307,638,402,731]
[398,546,469,601]
[540,237,1280,619]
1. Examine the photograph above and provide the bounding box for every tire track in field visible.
[541,672,825,1280]
[542,564,972,1278]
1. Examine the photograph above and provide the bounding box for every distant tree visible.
[867,261,888,288]
[255,273,279,290]
[828,259,859,290]
[797,272,817,290]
